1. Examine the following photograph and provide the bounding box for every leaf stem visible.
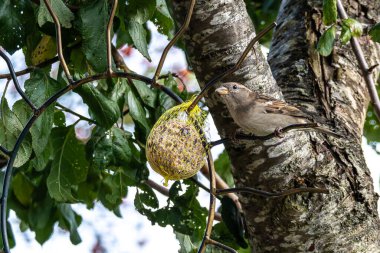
[55,102,97,124]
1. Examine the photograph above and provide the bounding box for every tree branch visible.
[336,0,380,121]
[55,103,97,124]
[0,56,59,80]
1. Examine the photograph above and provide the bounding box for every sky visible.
[0,23,379,253]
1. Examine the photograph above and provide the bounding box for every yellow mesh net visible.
[146,98,209,186]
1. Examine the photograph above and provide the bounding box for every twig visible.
[122,108,129,116]
[0,50,37,110]
[56,103,97,124]
[336,0,380,121]
[210,123,322,146]
[205,238,237,253]
[216,186,329,197]
[158,73,187,89]
[0,56,59,80]
[43,0,73,83]
[152,0,196,83]
[188,22,277,112]
[112,46,131,73]
[146,178,169,196]
[106,0,118,75]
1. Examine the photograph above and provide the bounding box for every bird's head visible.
[215,82,253,108]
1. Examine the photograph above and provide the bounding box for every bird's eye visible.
[232,85,237,90]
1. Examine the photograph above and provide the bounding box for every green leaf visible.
[317,25,336,56]
[12,100,32,125]
[135,184,159,210]
[127,0,156,24]
[27,194,54,230]
[175,232,198,253]
[340,24,351,44]
[12,173,34,206]
[75,84,120,129]
[323,0,337,26]
[109,79,127,112]
[77,0,110,72]
[25,71,65,155]
[134,80,157,108]
[214,150,234,187]
[27,195,55,244]
[127,88,151,131]
[38,0,75,28]
[86,127,136,169]
[152,0,174,37]
[57,204,82,244]
[160,181,207,235]
[342,18,363,37]
[47,126,89,202]
[54,109,66,127]
[98,169,130,211]
[369,23,380,43]
[128,21,151,61]
[0,97,32,167]
[31,140,53,171]
[154,74,182,118]
[0,0,34,54]
[69,47,87,74]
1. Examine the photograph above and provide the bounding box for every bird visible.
[215,82,341,137]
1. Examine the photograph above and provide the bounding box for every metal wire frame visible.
[0,1,329,253]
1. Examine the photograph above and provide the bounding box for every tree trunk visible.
[171,0,380,252]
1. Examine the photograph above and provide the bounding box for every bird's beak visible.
[215,87,229,95]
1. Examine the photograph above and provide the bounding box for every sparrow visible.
[215,82,340,137]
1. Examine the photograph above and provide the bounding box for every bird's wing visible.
[255,94,308,118]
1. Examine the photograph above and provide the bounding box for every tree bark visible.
[171,0,380,252]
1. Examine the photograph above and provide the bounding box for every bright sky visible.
[1,23,379,253]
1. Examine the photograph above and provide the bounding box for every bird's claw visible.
[274,127,284,138]
[229,129,243,143]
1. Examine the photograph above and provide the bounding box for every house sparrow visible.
[215,82,340,137]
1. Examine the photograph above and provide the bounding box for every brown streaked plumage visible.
[215,82,340,137]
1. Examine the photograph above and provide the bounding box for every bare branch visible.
[0,56,59,80]
[152,0,196,83]
[336,0,380,121]
[56,103,97,124]
[210,123,330,146]
[216,186,329,198]
[206,238,238,253]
